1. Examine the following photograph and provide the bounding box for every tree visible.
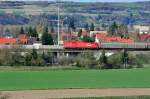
[76,52,98,68]
[108,52,122,69]
[90,23,95,31]
[30,48,39,66]
[42,26,54,45]
[121,49,129,68]
[25,54,32,66]
[31,48,38,60]
[36,56,45,66]
[50,24,55,33]
[5,28,10,33]
[25,49,46,66]
[28,26,33,37]
[78,29,82,37]
[68,17,76,32]
[11,53,25,66]
[101,23,106,30]
[42,51,53,65]
[32,27,38,37]
[28,26,38,37]
[108,51,132,69]
[36,24,44,34]
[99,50,108,65]
[82,35,94,42]
[108,22,118,35]
[117,24,128,37]
[84,23,89,31]
[0,48,13,66]
[129,13,134,26]
[99,50,108,69]
[109,22,129,37]
[20,26,25,34]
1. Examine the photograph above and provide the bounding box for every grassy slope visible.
[0,68,150,90]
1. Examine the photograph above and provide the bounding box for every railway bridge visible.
[0,43,150,52]
[0,43,149,59]
[22,43,150,52]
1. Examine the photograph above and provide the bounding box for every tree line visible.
[0,47,54,66]
[75,50,147,69]
[0,46,148,69]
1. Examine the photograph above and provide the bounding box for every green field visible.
[0,68,150,91]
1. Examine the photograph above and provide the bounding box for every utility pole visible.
[57,2,60,46]
[57,0,60,46]
[49,0,68,45]
[57,0,68,45]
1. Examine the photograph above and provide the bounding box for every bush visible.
[25,54,32,66]
[0,46,147,69]
[42,52,54,65]
[108,52,122,69]
[0,48,14,66]
[75,52,98,68]
[108,51,146,69]
[59,56,75,66]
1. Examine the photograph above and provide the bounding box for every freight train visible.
[63,40,150,49]
[62,31,150,49]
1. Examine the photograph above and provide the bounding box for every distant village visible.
[0,24,149,46]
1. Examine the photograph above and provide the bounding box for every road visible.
[1,88,150,99]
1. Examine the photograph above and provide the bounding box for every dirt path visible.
[1,88,150,99]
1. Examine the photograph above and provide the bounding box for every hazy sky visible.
[62,0,150,2]
[2,0,150,2]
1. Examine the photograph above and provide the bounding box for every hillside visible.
[0,1,150,27]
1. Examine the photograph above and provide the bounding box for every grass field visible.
[0,68,150,91]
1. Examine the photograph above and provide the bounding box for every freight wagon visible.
[101,43,150,49]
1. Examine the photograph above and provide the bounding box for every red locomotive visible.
[63,40,98,49]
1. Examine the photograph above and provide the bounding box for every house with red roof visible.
[18,34,28,44]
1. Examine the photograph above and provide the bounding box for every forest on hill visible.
[0,1,149,27]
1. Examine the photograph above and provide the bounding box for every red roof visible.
[95,33,107,40]
[82,31,88,36]
[128,32,135,35]
[105,36,134,43]
[0,38,16,44]
[18,34,28,44]
[139,34,150,40]
[18,34,28,39]
[96,33,134,43]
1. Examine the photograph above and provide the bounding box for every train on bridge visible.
[62,32,150,50]
[0,30,150,50]
[63,40,150,50]
[0,41,149,50]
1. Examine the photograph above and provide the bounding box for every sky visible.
[62,0,150,2]
[1,0,150,2]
